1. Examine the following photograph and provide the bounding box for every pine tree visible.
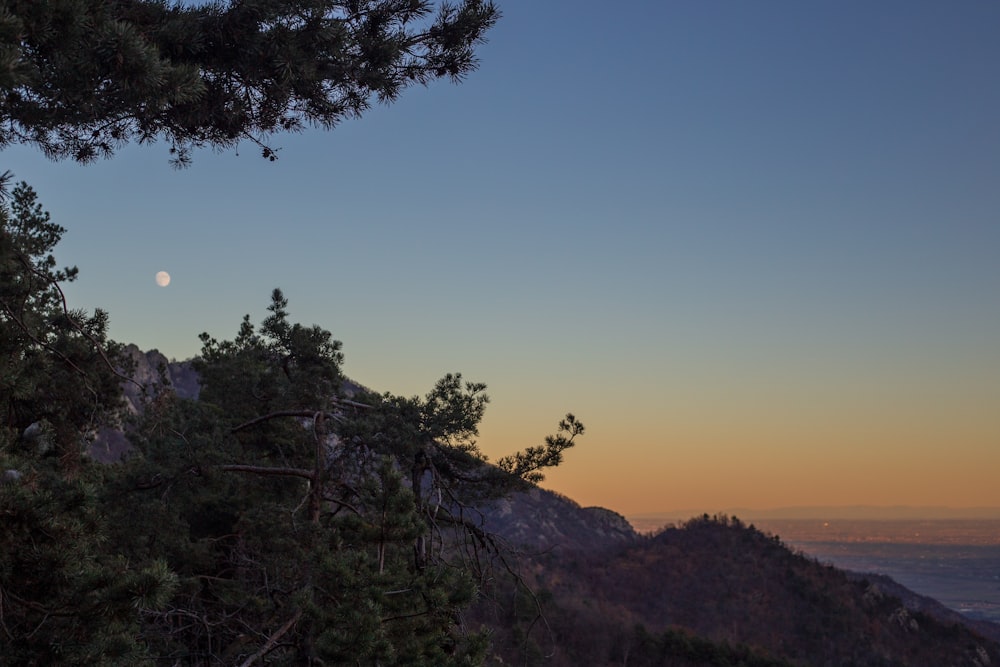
[0,0,498,165]
[0,178,177,665]
[109,289,579,665]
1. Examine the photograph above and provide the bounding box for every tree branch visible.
[230,400,371,433]
[219,465,315,481]
[0,300,98,401]
[238,609,303,667]
[231,410,320,433]
[16,250,143,391]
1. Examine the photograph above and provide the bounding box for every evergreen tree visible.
[0,178,176,665]
[0,177,121,457]
[0,0,498,164]
[109,289,580,665]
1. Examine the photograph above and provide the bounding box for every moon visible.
[155,271,171,287]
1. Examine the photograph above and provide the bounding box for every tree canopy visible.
[0,179,176,664]
[0,5,593,660]
[0,0,498,164]
[101,288,583,664]
[0,174,126,466]
[0,184,583,664]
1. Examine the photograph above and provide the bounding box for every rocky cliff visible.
[89,345,199,462]
[481,487,638,554]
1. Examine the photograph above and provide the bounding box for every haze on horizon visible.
[6,1,998,517]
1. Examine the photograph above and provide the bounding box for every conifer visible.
[0,0,498,165]
[0,179,176,664]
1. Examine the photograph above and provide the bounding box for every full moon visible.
[155,271,171,287]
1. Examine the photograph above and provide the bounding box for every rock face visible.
[480,487,638,554]
[89,346,199,462]
[121,344,200,411]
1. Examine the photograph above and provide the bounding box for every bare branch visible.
[219,465,315,481]
[230,400,371,433]
[237,609,302,667]
[231,410,322,433]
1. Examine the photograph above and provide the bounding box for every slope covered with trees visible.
[475,513,1000,667]
[106,287,583,664]
[1,181,581,664]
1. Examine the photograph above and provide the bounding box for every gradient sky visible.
[4,1,999,516]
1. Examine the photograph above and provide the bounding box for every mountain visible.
[476,513,1000,666]
[101,349,1000,666]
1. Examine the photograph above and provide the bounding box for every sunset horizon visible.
[9,0,998,519]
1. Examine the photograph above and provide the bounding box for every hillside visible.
[475,511,1000,666]
[102,350,1000,666]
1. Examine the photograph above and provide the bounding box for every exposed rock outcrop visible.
[121,344,199,412]
[89,346,198,462]
[481,487,638,554]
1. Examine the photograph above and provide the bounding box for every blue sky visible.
[4,1,999,515]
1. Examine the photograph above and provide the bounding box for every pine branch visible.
[0,300,98,401]
[12,250,142,390]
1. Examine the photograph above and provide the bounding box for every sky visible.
[4,1,999,517]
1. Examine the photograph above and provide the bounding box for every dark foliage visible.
[0,180,175,665]
[473,514,1000,667]
[102,288,581,665]
[0,0,498,164]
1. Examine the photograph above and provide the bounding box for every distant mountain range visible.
[98,348,1000,666]
[631,506,1000,529]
